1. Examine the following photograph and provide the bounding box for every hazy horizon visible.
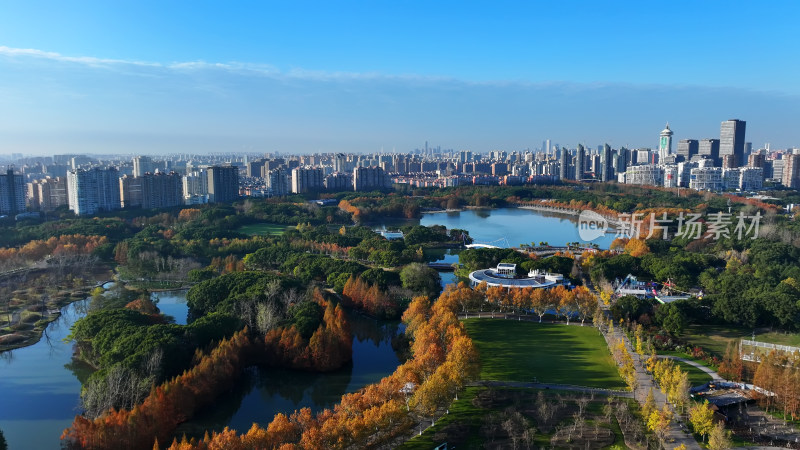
[2,1,799,156]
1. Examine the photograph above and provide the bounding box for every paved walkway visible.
[605,326,701,449]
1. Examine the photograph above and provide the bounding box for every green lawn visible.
[463,319,626,389]
[237,223,291,236]
[397,387,628,450]
[680,324,800,357]
[673,360,713,387]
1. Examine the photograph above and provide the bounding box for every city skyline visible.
[1,1,799,155]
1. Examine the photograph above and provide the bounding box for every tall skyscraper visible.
[574,144,585,181]
[207,166,239,203]
[677,139,699,162]
[698,139,721,166]
[559,147,569,180]
[67,167,121,216]
[720,119,746,168]
[0,168,25,215]
[658,123,673,162]
[616,147,629,174]
[599,144,613,182]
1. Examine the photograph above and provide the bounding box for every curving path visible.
[657,354,724,382]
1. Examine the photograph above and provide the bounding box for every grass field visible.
[672,360,713,387]
[463,319,626,389]
[237,223,291,236]
[397,387,629,450]
[680,324,800,357]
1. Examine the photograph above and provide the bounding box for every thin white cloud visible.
[0,45,159,68]
[0,45,796,99]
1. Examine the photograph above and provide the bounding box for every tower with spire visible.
[659,123,673,163]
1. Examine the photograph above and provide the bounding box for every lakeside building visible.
[469,264,565,289]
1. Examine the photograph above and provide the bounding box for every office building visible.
[720,119,746,168]
[207,166,239,203]
[698,139,721,166]
[677,139,698,162]
[67,167,121,216]
[0,169,26,215]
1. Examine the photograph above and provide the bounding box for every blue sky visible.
[1,1,799,155]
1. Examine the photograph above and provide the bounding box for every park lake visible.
[0,207,611,449]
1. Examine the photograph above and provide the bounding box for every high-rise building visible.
[266,168,290,197]
[183,171,208,204]
[246,159,267,178]
[677,139,698,162]
[324,172,353,191]
[616,147,629,174]
[353,166,390,191]
[599,144,613,182]
[0,168,26,215]
[27,177,68,211]
[698,139,721,166]
[132,156,155,177]
[67,167,121,216]
[291,167,324,194]
[207,166,239,203]
[119,175,144,208]
[139,172,183,209]
[559,148,569,180]
[658,123,673,162]
[333,153,347,173]
[782,154,800,189]
[748,153,765,168]
[574,145,585,181]
[720,119,746,168]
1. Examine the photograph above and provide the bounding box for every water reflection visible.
[175,309,403,438]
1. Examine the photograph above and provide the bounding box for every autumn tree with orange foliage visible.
[164,283,480,450]
[262,298,352,372]
[62,329,257,450]
[341,276,398,319]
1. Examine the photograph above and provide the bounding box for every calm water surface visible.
[0,207,597,448]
